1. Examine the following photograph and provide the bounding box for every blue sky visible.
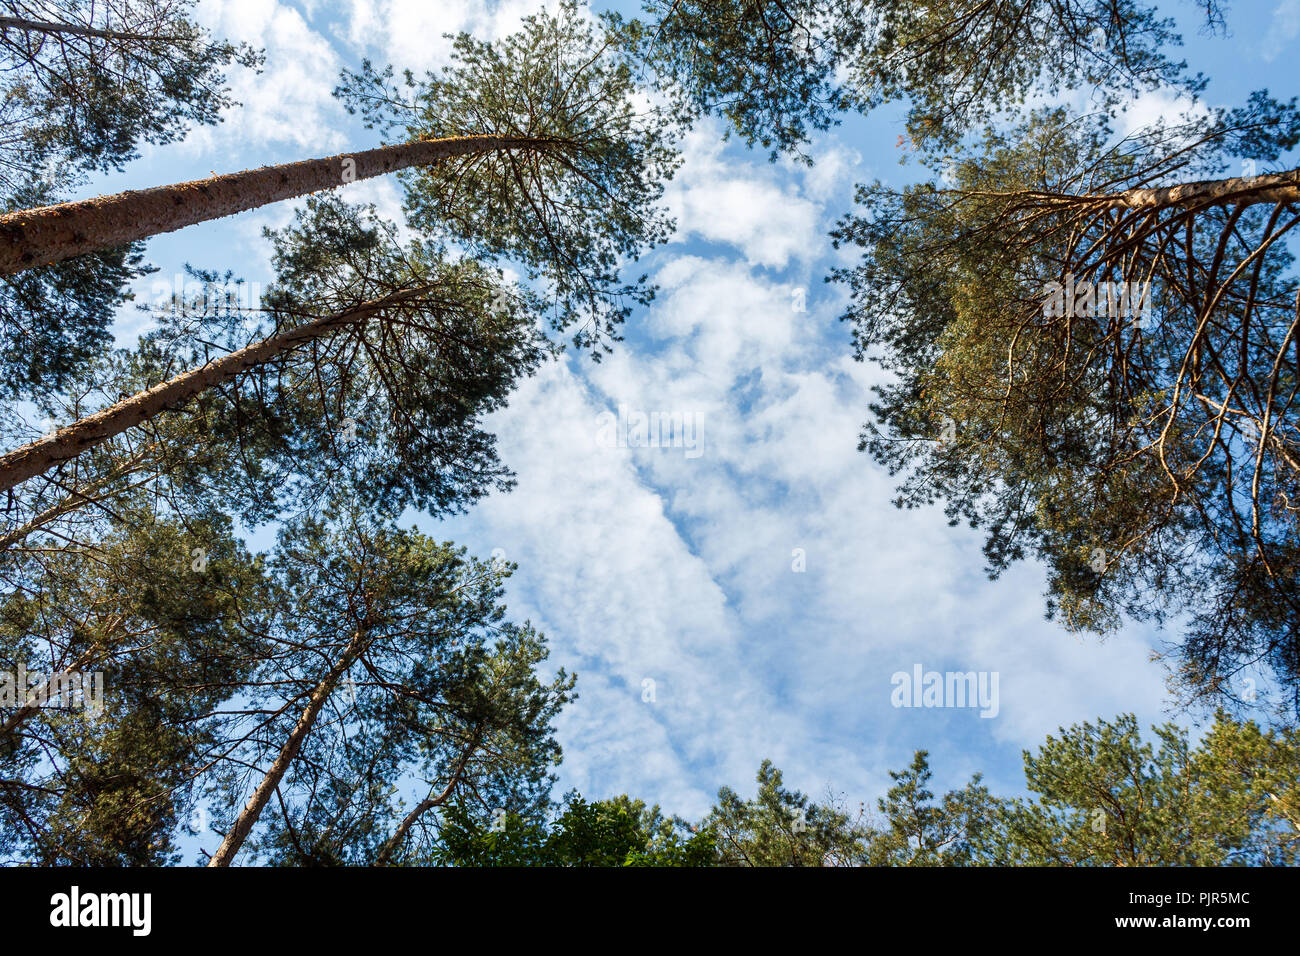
[70,0,1300,826]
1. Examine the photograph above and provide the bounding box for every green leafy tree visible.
[986,713,1300,865]
[0,513,267,864]
[0,0,259,398]
[0,2,676,298]
[864,751,1001,865]
[336,0,679,352]
[201,515,573,867]
[0,183,151,400]
[0,196,544,515]
[0,0,261,180]
[431,794,714,867]
[698,714,1299,868]
[614,0,1215,159]
[704,759,867,865]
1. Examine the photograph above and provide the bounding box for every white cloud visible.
[664,122,824,270]
[1263,0,1300,61]
[189,0,348,153]
[786,143,863,205]
[438,149,1175,814]
[1115,87,1212,139]
[449,360,815,816]
[339,0,565,74]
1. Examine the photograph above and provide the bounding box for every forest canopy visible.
[0,0,1296,868]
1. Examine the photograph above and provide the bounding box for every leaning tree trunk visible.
[1108,166,1300,209]
[0,15,179,42]
[373,732,481,865]
[980,166,1300,211]
[0,286,430,494]
[208,630,367,868]
[0,439,158,553]
[0,133,550,275]
[0,652,101,742]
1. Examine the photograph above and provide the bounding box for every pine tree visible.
[704,759,867,865]
[430,794,714,867]
[831,102,1300,709]
[986,713,1300,865]
[0,197,543,504]
[0,0,258,397]
[201,515,573,867]
[0,513,267,864]
[0,4,679,497]
[0,0,261,180]
[612,0,1216,158]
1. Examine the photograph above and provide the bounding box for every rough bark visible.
[0,15,174,43]
[0,286,431,493]
[967,166,1300,210]
[207,630,367,867]
[0,134,549,275]
[1110,166,1300,209]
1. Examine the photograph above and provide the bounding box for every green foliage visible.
[988,713,1300,865]
[831,102,1300,709]
[256,196,545,518]
[208,514,574,867]
[609,1,865,161]
[695,714,1299,867]
[0,1,257,397]
[0,183,152,399]
[431,794,714,867]
[865,751,999,865]
[0,514,267,864]
[0,506,575,867]
[117,196,546,524]
[337,1,680,354]
[618,0,1214,158]
[0,0,261,181]
[705,759,866,865]
[848,0,1203,154]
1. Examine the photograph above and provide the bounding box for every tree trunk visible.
[0,440,157,553]
[972,166,1300,210]
[0,656,100,742]
[208,630,367,867]
[1110,166,1300,209]
[373,732,480,865]
[0,286,431,493]
[0,134,550,275]
[0,15,179,43]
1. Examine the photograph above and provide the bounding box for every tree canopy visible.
[1,0,1297,870]
[832,101,1300,711]
[0,0,260,398]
